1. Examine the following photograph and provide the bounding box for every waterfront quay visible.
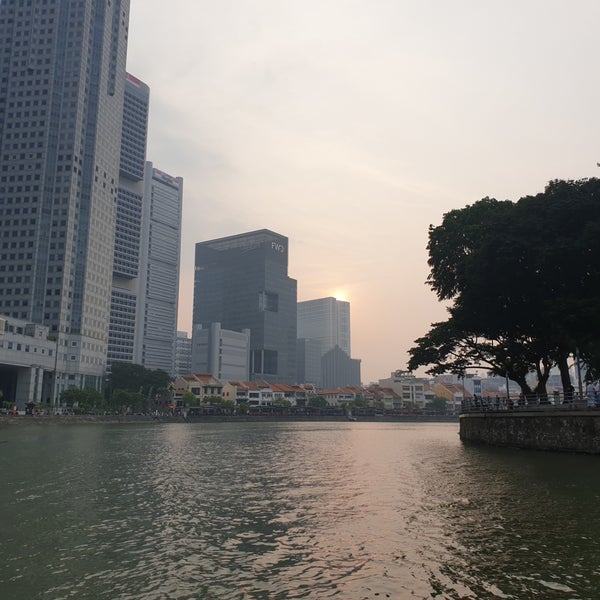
[460,394,600,454]
[0,412,458,427]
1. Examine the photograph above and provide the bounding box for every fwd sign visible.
[271,241,285,253]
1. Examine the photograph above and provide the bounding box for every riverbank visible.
[0,414,459,427]
[460,410,600,454]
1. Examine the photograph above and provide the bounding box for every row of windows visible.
[0,340,53,356]
[0,299,29,307]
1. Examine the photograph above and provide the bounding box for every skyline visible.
[125,0,600,383]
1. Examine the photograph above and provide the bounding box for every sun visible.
[332,289,348,302]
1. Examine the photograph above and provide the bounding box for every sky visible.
[125,0,600,384]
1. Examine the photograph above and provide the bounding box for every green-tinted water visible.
[1,421,599,599]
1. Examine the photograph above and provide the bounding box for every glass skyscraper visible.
[297,297,351,356]
[193,229,297,383]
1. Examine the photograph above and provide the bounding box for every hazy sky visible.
[126,0,600,383]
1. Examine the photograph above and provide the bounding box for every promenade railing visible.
[460,392,600,413]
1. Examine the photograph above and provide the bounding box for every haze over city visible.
[125,0,600,382]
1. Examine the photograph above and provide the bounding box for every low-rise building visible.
[173,373,223,403]
[378,370,427,408]
[367,385,403,410]
[320,386,362,406]
[0,315,57,408]
[222,380,274,407]
[432,382,472,413]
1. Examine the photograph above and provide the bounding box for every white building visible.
[0,316,57,408]
[174,331,192,377]
[378,370,427,408]
[191,323,250,382]
[108,73,150,370]
[134,164,183,375]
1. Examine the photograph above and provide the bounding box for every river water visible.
[1,421,599,599]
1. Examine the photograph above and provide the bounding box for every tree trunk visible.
[557,354,574,402]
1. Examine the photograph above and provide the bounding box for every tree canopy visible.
[108,363,171,396]
[408,178,600,396]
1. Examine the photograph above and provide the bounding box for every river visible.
[1,421,599,599]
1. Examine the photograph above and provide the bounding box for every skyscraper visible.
[297,297,351,356]
[108,73,150,369]
[0,0,131,399]
[193,229,297,383]
[297,297,358,387]
[134,163,183,375]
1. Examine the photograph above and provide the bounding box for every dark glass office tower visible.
[194,230,297,383]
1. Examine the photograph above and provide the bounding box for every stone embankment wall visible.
[460,411,600,454]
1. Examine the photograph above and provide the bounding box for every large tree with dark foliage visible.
[408,178,600,396]
[107,363,171,408]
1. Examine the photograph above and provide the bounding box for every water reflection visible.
[1,422,600,599]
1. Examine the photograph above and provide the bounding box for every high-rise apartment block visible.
[0,0,131,399]
[134,163,183,374]
[193,230,297,383]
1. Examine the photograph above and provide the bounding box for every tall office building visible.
[297,297,358,387]
[108,73,150,368]
[193,230,297,383]
[134,163,183,375]
[297,297,351,356]
[0,0,130,400]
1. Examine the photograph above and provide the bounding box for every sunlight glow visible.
[332,289,348,302]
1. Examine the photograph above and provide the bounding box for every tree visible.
[426,397,448,413]
[109,389,144,414]
[273,398,292,408]
[307,396,328,408]
[60,387,103,413]
[409,178,600,396]
[60,387,104,412]
[181,391,197,406]
[108,363,170,396]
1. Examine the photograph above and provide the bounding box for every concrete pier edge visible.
[460,411,600,454]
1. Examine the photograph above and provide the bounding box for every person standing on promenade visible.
[586,382,596,408]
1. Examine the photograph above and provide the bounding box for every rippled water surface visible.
[1,421,600,599]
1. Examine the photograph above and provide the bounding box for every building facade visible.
[0,0,131,400]
[378,370,427,409]
[0,316,56,408]
[297,297,359,387]
[321,346,361,389]
[134,163,183,375]
[108,73,150,369]
[193,230,297,383]
[297,297,351,356]
[296,337,322,386]
[174,331,192,377]
[191,323,250,383]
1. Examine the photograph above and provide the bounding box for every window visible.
[259,291,278,312]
